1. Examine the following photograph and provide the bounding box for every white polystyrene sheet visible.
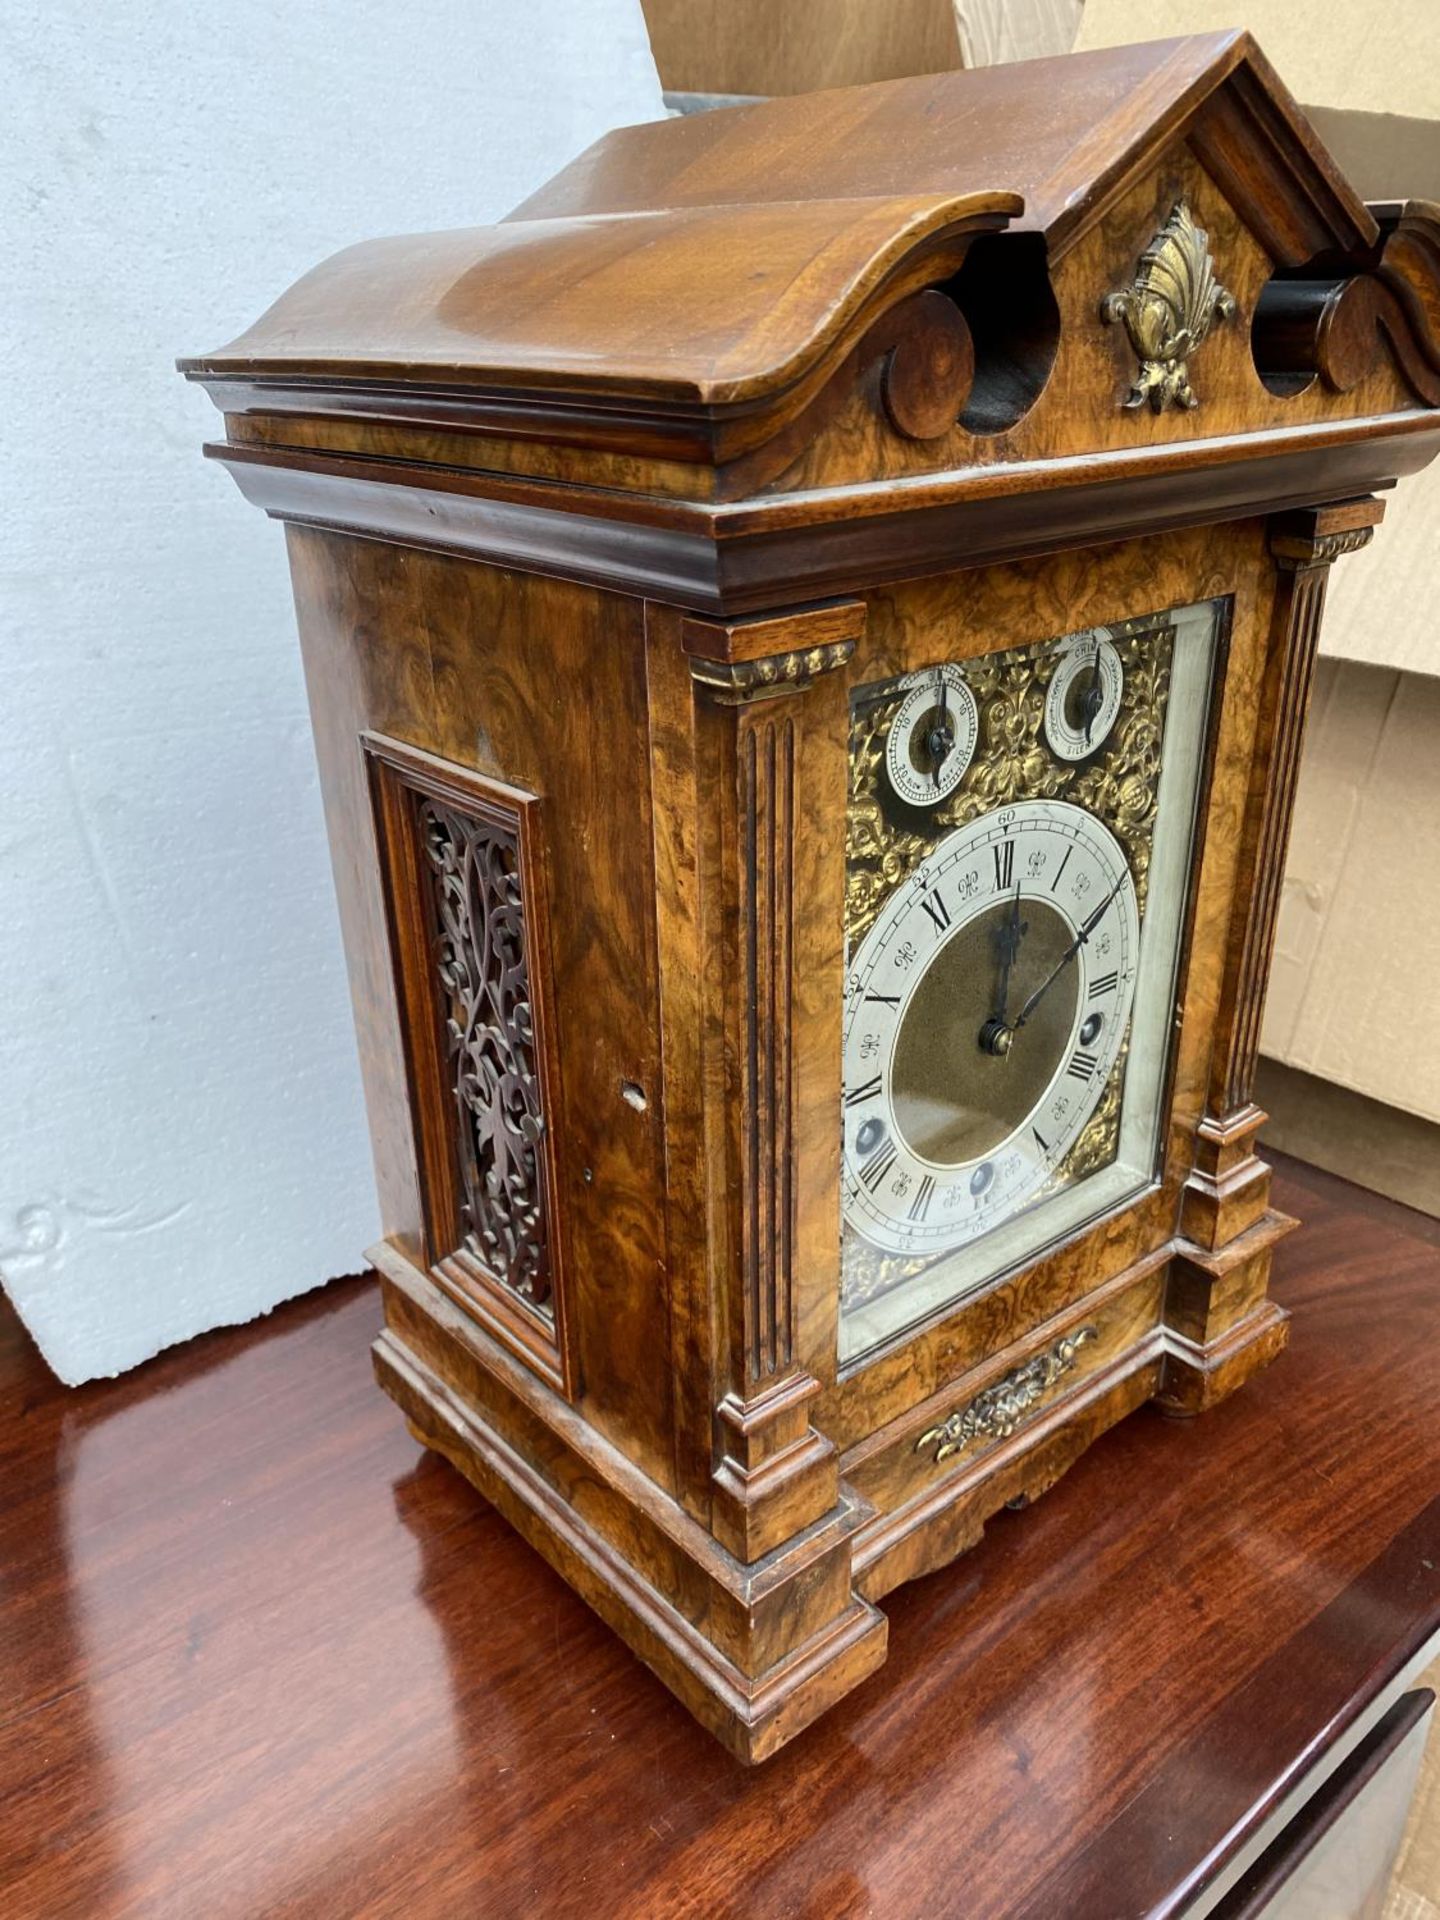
[0,0,664,1381]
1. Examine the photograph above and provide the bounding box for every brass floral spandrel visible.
[1101,200,1236,413]
[418,796,552,1317]
[915,1326,1098,1466]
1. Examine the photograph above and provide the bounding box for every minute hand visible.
[1009,879,1125,1035]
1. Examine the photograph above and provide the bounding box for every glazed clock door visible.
[840,600,1223,1361]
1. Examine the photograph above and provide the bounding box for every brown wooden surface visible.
[185,38,1440,625]
[3,1152,1438,1919]
[777,148,1417,497]
[513,34,1364,261]
[284,534,680,1490]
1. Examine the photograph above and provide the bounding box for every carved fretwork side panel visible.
[364,732,574,1398]
[416,796,551,1311]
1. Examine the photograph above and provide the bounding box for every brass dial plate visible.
[842,609,1186,1334]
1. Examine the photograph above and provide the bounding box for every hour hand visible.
[979,884,1026,1055]
[993,887,1025,978]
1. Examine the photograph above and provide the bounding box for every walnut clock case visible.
[183,33,1440,1761]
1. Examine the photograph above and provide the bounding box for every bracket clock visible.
[183,33,1440,1760]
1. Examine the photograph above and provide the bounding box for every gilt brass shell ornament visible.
[1101,200,1236,413]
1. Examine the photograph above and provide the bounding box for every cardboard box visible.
[1264,660,1440,1126]
[1255,101,1440,1151]
[639,0,1081,99]
[1076,2,1440,119]
[639,0,967,97]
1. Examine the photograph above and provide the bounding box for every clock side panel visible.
[281,529,679,1491]
[819,515,1281,1470]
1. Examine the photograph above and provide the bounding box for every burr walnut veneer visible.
[183,33,1440,1758]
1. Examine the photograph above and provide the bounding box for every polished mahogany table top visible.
[3,1153,1438,1919]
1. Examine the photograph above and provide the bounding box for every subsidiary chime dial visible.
[885,664,979,806]
[1044,629,1124,761]
[842,800,1139,1257]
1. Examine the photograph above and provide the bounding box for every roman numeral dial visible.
[841,799,1139,1262]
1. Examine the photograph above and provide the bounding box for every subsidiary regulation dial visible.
[1044,630,1124,761]
[885,664,979,806]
